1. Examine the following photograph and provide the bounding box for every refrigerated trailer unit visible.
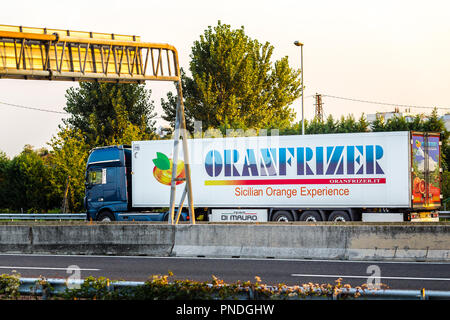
[84,131,441,222]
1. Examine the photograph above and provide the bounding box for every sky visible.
[0,0,449,157]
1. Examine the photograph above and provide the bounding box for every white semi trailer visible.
[85,131,441,222]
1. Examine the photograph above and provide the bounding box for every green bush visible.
[0,273,21,299]
[0,273,389,300]
[53,273,378,300]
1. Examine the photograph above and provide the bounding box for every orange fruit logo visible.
[152,152,185,186]
[415,140,421,148]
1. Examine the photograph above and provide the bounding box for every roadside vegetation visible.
[0,271,386,300]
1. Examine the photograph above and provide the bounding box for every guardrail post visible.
[421,288,427,300]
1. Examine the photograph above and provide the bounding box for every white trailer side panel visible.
[132,131,411,208]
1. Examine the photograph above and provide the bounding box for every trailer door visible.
[411,132,441,209]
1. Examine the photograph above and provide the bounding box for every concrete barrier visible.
[172,223,450,262]
[0,223,449,261]
[0,225,31,253]
[0,224,175,256]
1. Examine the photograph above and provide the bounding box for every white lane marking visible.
[0,253,449,264]
[291,274,450,281]
[0,266,100,271]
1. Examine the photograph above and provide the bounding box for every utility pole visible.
[314,93,324,122]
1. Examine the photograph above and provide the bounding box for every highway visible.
[0,254,449,291]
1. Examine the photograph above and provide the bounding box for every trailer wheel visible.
[97,210,115,222]
[299,211,322,222]
[271,211,294,222]
[328,211,351,222]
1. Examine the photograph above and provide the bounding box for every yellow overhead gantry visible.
[0,24,194,224]
[0,24,179,82]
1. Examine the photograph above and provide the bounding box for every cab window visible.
[87,169,105,185]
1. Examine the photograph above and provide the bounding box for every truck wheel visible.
[271,211,294,222]
[300,211,322,222]
[97,211,115,222]
[328,211,351,222]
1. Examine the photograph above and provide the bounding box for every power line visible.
[0,100,164,118]
[320,94,450,111]
[3,94,448,119]
[0,100,68,114]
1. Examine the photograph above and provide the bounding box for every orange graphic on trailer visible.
[152,152,185,186]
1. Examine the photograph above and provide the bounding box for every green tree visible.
[160,72,196,133]
[406,114,424,132]
[282,114,368,135]
[423,108,447,134]
[5,146,55,212]
[336,115,360,133]
[63,82,157,147]
[323,115,337,133]
[443,143,450,171]
[384,115,409,131]
[162,21,302,133]
[48,128,90,212]
[47,82,158,212]
[370,115,386,132]
[0,151,10,209]
[305,117,326,134]
[371,113,428,133]
[356,114,370,132]
[278,121,302,135]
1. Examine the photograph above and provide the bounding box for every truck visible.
[84,131,441,222]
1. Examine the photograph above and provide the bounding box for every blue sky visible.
[0,0,449,157]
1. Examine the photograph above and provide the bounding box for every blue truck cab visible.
[84,145,188,222]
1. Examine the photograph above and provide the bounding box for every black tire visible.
[97,210,115,222]
[271,210,294,222]
[328,211,351,222]
[299,210,322,222]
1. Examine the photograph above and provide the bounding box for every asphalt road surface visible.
[0,254,449,291]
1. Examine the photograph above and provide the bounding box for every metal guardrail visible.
[17,277,450,300]
[0,213,86,220]
[18,277,142,298]
[439,211,450,219]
